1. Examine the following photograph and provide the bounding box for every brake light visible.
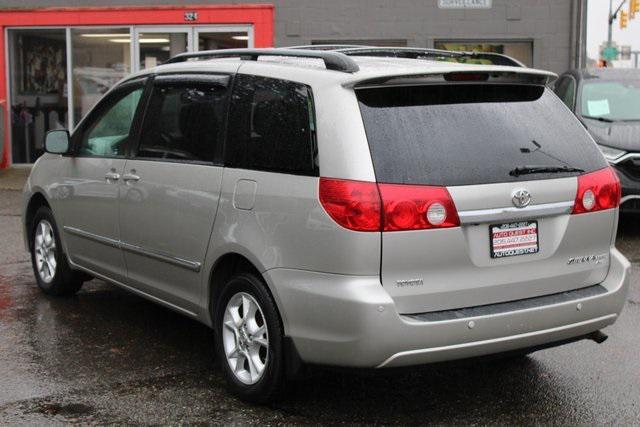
[444,72,490,82]
[319,178,460,232]
[378,183,460,231]
[572,167,621,214]
[319,178,381,231]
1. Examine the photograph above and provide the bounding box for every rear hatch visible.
[356,79,617,314]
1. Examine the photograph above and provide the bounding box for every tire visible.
[214,272,285,403]
[30,206,86,296]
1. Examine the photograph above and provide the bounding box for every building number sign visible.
[184,11,199,22]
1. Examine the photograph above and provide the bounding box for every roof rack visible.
[164,48,360,73]
[334,47,525,67]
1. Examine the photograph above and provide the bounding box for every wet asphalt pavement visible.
[1,188,639,425]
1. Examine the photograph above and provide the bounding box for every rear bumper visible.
[265,248,630,368]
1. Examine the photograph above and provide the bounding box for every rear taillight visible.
[319,178,381,231]
[572,167,621,214]
[378,183,460,231]
[319,178,460,232]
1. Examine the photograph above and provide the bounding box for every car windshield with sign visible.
[580,78,640,122]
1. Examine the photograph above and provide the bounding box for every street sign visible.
[620,45,632,60]
[438,0,492,9]
[602,46,619,61]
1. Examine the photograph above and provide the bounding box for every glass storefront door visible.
[133,27,191,70]
[195,26,253,50]
[7,25,253,164]
[132,26,251,70]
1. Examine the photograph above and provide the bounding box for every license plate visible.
[490,221,539,259]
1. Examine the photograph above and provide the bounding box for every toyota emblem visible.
[511,189,532,208]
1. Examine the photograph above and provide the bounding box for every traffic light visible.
[630,0,640,19]
[620,9,628,29]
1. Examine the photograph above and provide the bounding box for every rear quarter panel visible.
[201,168,382,324]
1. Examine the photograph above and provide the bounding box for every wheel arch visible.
[206,251,304,377]
[206,252,287,332]
[25,191,52,250]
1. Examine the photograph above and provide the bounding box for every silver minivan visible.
[23,48,630,403]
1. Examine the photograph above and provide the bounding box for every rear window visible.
[357,84,607,186]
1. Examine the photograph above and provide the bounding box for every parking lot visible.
[1,181,639,424]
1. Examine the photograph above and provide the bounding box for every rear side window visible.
[137,81,227,163]
[357,85,607,186]
[227,74,317,175]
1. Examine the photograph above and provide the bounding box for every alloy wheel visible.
[222,292,269,385]
[34,220,57,284]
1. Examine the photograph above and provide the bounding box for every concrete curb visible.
[0,167,30,191]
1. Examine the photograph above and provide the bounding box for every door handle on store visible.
[104,171,120,182]
[122,172,140,183]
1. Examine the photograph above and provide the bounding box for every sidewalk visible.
[0,166,30,191]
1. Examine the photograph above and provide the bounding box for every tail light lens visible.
[319,178,459,232]
[572,167,621,214]
[378,183,460,231]
[319,178,381,231]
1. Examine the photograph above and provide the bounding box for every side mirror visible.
[44,130,71,154]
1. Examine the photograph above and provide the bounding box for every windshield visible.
[580,79,640,121]
[357,85,606,186]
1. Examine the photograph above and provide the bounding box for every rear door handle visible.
[104,171,120,182]
[122,173,140,183]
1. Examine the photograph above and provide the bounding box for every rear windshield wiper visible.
[509,165,585,177]
[581,115,615,123]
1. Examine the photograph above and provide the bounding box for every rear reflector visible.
[319,178,459,232]
[572,167,621,214]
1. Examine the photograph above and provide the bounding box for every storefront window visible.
[8,29,68,163]
[71,28,131,126]
[434,40,533,67]
[5,24,253,164]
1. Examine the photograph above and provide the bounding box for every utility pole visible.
[605,0,628,61]
[608,0,615,48]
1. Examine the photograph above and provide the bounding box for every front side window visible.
[227,74,317,175]
[77,85,144,157]
[136,80,228,162]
